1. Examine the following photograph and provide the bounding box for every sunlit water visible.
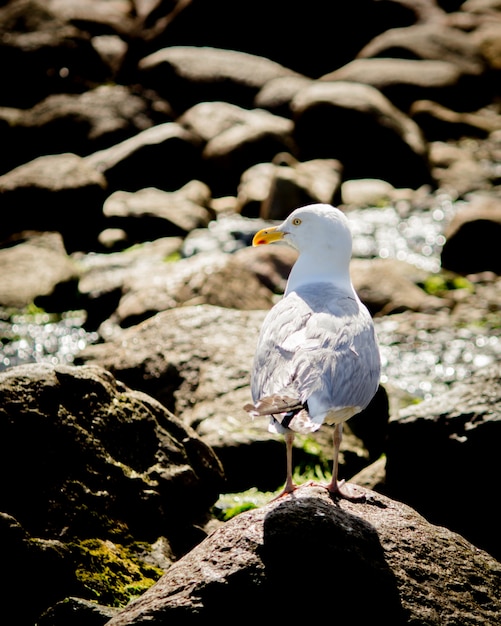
[0,311,99,372]
[2,195,501,402]
[377,316,501,401]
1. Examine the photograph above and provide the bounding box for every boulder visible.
[0,85,165,175]
[98,251,275,331]
[236,154,342,219]
[137,46,304,114]
[141,0,418,77]
[441,194,501,275]
[291,81,431,189]
[104,487,501,625]
[428,140,493,195]
[0,232,80,310]
[84,122,203,193]
[351,258,446,316]
[253,75,314,117]
[0,362,224,542]
[0,0,112,107]
[357,22,485,76]
[0,153,107,252]
[102,181,213,242]
[321,58,465,113]
[179,102,297,196]
[385,362,501,560]
[410,99,501,141]
[0,361,225,623]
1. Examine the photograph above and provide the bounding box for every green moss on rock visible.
[72,538,164,607]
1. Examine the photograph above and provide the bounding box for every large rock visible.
[358,22,485,76]
[76,305,266,418]
[0,153,107,252]
[0,85,164,175]
[104,486,501,625]
[236,155,342,219]
[385,362,501,560]
[291,81,431,189]
[0,0,112,107]
[102,180,213,243]
[179,101,296,196]
[440,194,501,275]
[321,58,465,113]
[0,361,225,624]
[137,46,304,115]
[0,362,224,542]
[0,232,80,309]
[84,122,203,194]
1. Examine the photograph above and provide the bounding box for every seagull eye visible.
[292,218,302,226]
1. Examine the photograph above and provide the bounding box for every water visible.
[0,310,99,372]
[1,193,500,401]
[376,315,501,401]
[347,193,457,273]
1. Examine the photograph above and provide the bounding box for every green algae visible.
[71,538,164,607]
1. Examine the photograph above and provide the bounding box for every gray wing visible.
[251,283,380,421]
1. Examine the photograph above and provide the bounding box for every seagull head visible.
[252,203,354,293]
[253,203,352,256]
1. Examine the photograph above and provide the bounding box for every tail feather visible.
[244,395,317,434]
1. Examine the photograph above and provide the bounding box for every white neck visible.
[284,251,355,297]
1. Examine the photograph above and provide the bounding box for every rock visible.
[0,511,78,626]
[0,153,107,252]
[410,99,501,141]
[351,258,447,316]
[102,181,213,242]
[143,0,417,77]
[350,455,387,491]
[179,102,297,197]
[37,596,120,626]
[76,305,266,418]
[357,21,486,77]
[441,194,501,275]
[104,487,501,625]
[0,0,111,108]
[385,363,501,560]
[0,85,163,175]
[0,232,80,309]
[75,236,184,329]
[341,178,398,207]
[291,81,431,189]
[0,362,226,623]
[100,251,275,331]
[137,46,304,115]
[321,58,465,113]
[428,140,494,195]
[253,75,314,117]
[0,362,224,543]
[470,19,501,72]
[84,122,203,193]
[232,244,298,294]
[236,154,342,219]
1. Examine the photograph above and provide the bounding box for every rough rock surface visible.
[385,362,501,560]
[105,486,501,626]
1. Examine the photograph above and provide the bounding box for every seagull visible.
[244,203,381,498]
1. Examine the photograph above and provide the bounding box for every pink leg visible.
[325,423,345,494]
[271,431,298,500]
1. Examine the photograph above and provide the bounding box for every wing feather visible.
[249,283,380,432]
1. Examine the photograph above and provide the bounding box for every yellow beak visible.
[252,226,284,246]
